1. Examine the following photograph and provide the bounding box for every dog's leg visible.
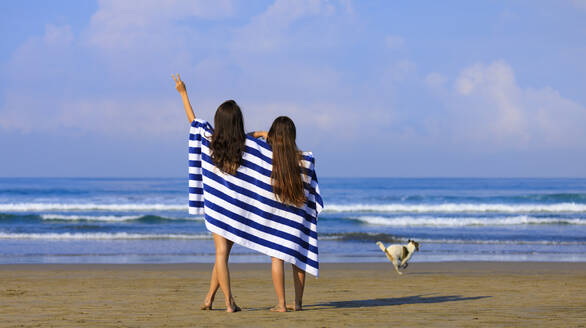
[400,250,414,268]
[392,260,403,275]
[400,257,412,268]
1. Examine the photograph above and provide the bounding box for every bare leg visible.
[202,240,236,309]
[270,257,287,312]
[291,264,305,311]
[213,233,240,312]
[201,264,219,310]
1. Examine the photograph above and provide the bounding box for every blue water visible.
[1,177,585,264]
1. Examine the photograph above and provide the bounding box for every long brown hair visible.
[267,116,306,207]
[210,100,245,175]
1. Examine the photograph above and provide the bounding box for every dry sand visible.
[1,262,585,327]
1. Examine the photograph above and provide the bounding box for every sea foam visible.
[325,203,586,213]
[352,215,586,226]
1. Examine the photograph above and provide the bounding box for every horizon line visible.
[1,176,586,179]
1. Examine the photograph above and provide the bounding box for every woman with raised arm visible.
[174,75,323,314]
[174,74,241,312]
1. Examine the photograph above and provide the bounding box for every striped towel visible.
[188,119,324,277]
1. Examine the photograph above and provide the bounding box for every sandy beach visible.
[1,262,585,327]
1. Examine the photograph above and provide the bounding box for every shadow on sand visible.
[243,294,490,312]
[302,294,491,310]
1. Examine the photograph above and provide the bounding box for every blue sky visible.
[1,0,585,177]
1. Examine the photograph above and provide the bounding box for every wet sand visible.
[1,262,585,327]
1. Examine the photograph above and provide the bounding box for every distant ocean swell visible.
[324,203,586,213]
[2,202,586,213]
[2,213,584,226]
[2,213,585,226]
[348,215,586,226]
[0,213,203,223]
[370,193,586,203]
[0,203,186,212]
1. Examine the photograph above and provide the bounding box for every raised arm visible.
[173,73,195,123]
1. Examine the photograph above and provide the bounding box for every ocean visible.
[1,177,585,264]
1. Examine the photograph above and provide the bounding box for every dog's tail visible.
[376,241,386,252]
[376,241,395,263]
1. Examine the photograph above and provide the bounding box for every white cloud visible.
[57,98,185,137]
[0,90,186,139]
[0,23,80,133]
[6,3,580,152]
[231,0,347,54]
[0,19,187,138]
[241,100,391,148]
[454,61,527,141]
[0,0,360,140]
[431,60,586,148]
[524,86,586,146]
[86,0,234,50]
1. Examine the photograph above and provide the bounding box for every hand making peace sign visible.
[172,73,186,94]
[172,73,195,122]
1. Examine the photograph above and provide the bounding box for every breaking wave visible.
[324,203,586,213]
[351,215,586,226]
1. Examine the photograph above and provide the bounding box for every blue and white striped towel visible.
[188,119,323,277]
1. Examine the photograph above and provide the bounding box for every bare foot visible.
[287,304,302,311]
[270,305,287,312]
[226,303,241,313]
[200,296,214,310]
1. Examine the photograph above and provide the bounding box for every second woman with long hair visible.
[253,116,312,312]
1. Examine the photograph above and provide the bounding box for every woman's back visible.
[188,117,323,276]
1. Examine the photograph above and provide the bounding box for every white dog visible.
[376,240,420,275]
